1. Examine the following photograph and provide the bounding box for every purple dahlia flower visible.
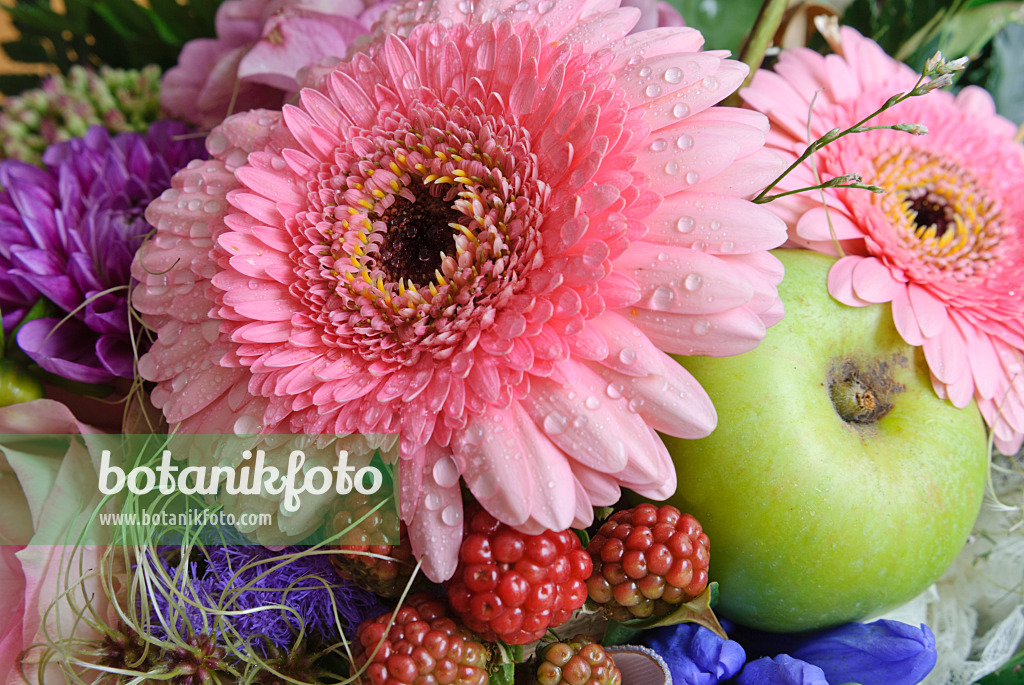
[0,121,206,384]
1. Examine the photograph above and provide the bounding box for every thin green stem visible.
[725,0,789,107]
[753,75,929,203]
[756,182,884,204]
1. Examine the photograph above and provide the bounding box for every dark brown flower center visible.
[906,187,955,240]
[377,191,460,286]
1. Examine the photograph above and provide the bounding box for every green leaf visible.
[985,22,1024,124]
[842,0,954,60]
[899,2,1023,68]
[0,74,43,97]
[1,38,51,64]
[573,528,591,548]
[614,583,726,638]
[602,620,643,647]
[488,662,515,685]
[664,0,763,54]
[977,649,1024,684]
[3,0,225,75]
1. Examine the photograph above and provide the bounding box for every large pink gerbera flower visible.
[743,27,1024,455]
[134,0,787,579]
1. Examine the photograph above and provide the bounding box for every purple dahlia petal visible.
[95,335,136,378]
[16,318,116,383]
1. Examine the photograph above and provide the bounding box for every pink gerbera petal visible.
[745,26,1024,453]
[135,0,788,579]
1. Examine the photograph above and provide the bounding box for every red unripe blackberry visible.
[354,593,489,685]
[329,497,419,597]
[586,503,710,622]
[445,505,593,645]
[535,635,622,685]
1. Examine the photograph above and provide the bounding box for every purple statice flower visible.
[0,121,205,383]
[643,623,746,685]
[738,655,830,685]
[147,545,386,653]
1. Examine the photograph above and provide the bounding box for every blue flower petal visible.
[643,623,746,685]
[738,655,830,685]
[790,619,937,685]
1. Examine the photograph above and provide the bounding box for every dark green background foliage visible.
[1,0,225,94]
[663,0,1024,123]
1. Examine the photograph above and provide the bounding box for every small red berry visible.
[586,504,710,622]
[330,497,420,598]
[445,505,593,644]
[354,593,488,685]
[535,635,622,685]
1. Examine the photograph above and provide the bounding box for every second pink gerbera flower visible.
[743,27,1024,455]
[134,0,787,579]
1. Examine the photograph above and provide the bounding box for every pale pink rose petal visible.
[826,255,873,308]
[890,290,926,347]
[850,255,904,304]
[628,306,768,357]
[907,283,949,339]
[923,321,969,387]
[645,193,787,253]
[795,206,866,243]
[161,0,391,128]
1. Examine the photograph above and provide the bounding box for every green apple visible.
[0,358,45,407]
[660,249,988,633]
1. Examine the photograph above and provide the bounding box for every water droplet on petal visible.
[432,455,461,488]
[721,241,735,253]
[639,66,652,77]
[645,84,662,98]
[651,285,676,310]
[693,320,711,336]
[664,161,679,176]
[425,492,442,510]
[573,415,588,428]
[672,103,690,119]
[619,347,637,365]
[606,383,623,399]
[441,504,462,526]
[627,398,645,413]
[585,396,601,410]
[233,415,261,436]
[664,67,683,83]
[676,217,696,233]
[676,134,693,150]
[543,411,568,435]
[685,171,700,184]
[650,138,668,152]
[705,76,719,90]
[684,273,703,291]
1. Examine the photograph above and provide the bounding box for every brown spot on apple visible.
[828,354,907,424]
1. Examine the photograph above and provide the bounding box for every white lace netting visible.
[878,450,1024,684]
